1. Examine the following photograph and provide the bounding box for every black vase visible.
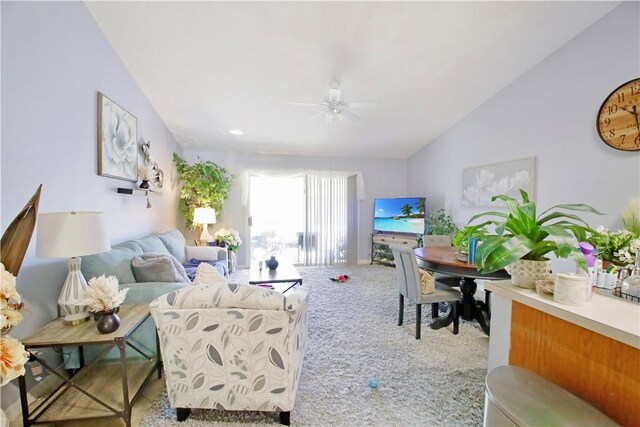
[266,256,279,270]
[139,180,150,189]
[97,310,121,334]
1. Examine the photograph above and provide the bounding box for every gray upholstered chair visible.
[421,234,462,307]
[390,244,460,338]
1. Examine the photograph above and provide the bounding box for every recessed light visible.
[229,129,243,136]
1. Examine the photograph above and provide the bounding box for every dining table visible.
[413,246,510,335]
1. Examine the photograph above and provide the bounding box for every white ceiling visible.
[86,1,619,159]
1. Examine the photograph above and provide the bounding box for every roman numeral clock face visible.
[597,78,640,151]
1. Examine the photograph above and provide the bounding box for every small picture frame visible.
[97,92,138,181]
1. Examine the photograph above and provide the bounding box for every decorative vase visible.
[139,180,150,189]
[505,259,552,289]
[266,256,279,270]
[96,309,121,334]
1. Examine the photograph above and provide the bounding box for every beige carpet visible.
[141,265,489,426]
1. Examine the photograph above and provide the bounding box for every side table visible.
[18,304,161,427]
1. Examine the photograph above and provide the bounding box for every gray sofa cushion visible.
[81,244,142,284]
[131,253,190,283]
[157,230,187,263]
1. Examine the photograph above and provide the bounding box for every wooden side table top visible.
[22,304,150,348]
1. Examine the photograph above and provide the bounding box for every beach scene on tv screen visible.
[374,198,425,233]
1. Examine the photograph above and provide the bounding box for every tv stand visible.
[370,233,418,266]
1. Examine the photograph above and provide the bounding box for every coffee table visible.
[249,260,302,293]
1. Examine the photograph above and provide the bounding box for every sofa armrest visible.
[185,245,228,262]
[285,283,311,313]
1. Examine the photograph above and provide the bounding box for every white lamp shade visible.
[193,207,217,225]
[36,212,111,258]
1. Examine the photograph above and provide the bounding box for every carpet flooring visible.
[141,265,489,426]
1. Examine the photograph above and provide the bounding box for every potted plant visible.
[588,227,639,269]
[452,224,489,255]
[173,154,234,229]
[82,275,129,334]
[425,209,457,236]
[470,190,603,288]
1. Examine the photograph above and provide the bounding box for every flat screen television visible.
[374,197,426,234]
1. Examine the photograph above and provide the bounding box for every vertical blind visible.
[305,175,349,265]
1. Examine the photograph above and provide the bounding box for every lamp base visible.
[58,257,90,326]
[63,316,90,326]
[200,224,212,244]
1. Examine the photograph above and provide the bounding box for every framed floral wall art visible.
[97,92,138,181]
[462,157,536,207]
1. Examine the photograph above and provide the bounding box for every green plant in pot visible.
[469,190,603,288]
[425,209,457,236]
[173,153,234,229]
[452,224,489,255]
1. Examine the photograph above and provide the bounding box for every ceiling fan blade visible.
[349,101,381,108]
[329,88,342,104]
[343,109,361,122]
[286,102,322,107]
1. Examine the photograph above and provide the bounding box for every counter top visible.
[485,280,640,349]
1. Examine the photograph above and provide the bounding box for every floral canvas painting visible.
[462,157,536,207]
[97,93,137,181]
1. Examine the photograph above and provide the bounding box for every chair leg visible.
[452,302,459,335]
[176,408,191,422]
[279,411,291,426]
[416,304,422,340]
[431,303,439,318]
[398,294,404,326]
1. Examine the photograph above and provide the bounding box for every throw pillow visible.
[419,269,436,295]
[193,262,228,286]
[131,252,191,283]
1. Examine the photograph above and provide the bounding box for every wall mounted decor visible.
[97,92,138,181]
[596,78,640,151]
[462,157,536,207]
[140,140,164,188]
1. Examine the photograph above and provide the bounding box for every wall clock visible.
[596,78,640,151]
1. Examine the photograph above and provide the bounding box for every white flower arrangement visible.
[82,275,129,313]
[138,163,155,181]
[214,228,242,252]
[0,263,28,387]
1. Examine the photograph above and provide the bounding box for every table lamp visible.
[193,207,216,245]
[36,212,110,325]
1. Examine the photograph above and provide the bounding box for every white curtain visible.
[305,175,349,265]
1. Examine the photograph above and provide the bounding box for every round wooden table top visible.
[413,246,509,280]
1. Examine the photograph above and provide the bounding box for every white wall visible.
[1,1,182,410]
[407,2,640,269]
[183,149,408,265]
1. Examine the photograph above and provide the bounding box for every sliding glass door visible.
[249,175,306,264]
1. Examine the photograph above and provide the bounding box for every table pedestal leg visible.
[460,277,490,335]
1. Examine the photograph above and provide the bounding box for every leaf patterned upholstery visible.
[150,282,310,413]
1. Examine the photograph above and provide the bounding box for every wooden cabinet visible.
[370,233,417,266]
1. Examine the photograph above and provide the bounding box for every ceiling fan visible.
[286,82,379,122]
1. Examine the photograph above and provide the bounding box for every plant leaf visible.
[477,235,535,273]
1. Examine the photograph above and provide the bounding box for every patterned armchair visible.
[150,281,310,425]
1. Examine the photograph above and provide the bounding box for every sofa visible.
[81,229,228,305]
[150,281,311,425]
[75,230,228,366]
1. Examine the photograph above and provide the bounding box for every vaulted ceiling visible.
[86,1,619,159]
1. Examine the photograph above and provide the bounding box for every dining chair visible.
[390,244,460,338]
[421,235,462,315]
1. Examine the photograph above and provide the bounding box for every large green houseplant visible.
[469,190,603,288]
[173,154,234,229]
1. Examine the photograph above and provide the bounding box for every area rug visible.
[141,265,489,426]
